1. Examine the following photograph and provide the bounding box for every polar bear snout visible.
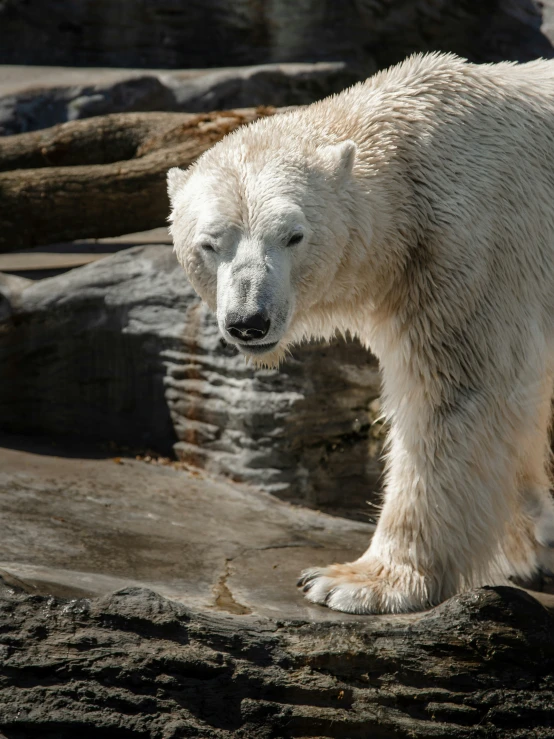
[216,252,293,356]
[225,312,271,342]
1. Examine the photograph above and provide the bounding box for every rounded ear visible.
[167,167,190,203]
[317,140,357,180]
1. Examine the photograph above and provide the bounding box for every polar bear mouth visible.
[237,341,279,356]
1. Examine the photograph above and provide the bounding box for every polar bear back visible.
[174,52,554,354]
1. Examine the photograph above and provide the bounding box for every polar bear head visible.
[168,119,361,365]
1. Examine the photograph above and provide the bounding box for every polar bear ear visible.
[317,140,357,181]
[167,167,191,203]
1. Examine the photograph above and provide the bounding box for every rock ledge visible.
[0,583,553,738]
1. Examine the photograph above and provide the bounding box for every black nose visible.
[226,313,270,342]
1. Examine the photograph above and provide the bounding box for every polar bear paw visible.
[298,559,430,614]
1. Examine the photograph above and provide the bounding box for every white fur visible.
[169,52,554,614]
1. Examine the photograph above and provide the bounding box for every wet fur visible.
[169,53,554,613]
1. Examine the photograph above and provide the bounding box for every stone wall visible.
[0,0,551,70]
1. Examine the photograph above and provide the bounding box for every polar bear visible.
[168,52,554,614]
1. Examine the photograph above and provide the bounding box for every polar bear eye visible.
[287,232,304,247]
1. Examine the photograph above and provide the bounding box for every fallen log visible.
[0,111,184,171]
[0,107,280,250]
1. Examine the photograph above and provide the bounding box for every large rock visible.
[0,62,357,136]
[0,0,551,71]
[0,440,553,738]
[0,245,384,516]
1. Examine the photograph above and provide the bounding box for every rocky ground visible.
[1,437,554,738]
[0,437,372,617]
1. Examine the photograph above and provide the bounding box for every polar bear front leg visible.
[298,483,444,615]
[299,390,521,614]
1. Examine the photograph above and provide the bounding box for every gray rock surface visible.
[0,62,357,135]
[0,0,550,71]
[0,439,553,737]
[0,244,384,517]
[0,439,373,620]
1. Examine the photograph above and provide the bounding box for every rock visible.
[0,272,32,320]
[540,0,554,47]
[0,440,552,737]
[0,245,384,516]
[0,0,551,73]
[0,440,373,616]
[0,63,358,135]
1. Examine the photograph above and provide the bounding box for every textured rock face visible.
[0,63,357,136]
[0,245,384,515]
[0,0,551,70]
[0,582,553,737]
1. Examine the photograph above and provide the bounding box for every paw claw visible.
[297,568,320,589]
[297,560,426,614]
[324,587,337,605]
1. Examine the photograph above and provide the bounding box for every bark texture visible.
[0,582,553,738]
[0,108,279,250]
[0,112,189,171]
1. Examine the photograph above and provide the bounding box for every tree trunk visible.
[0,108,280,250]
